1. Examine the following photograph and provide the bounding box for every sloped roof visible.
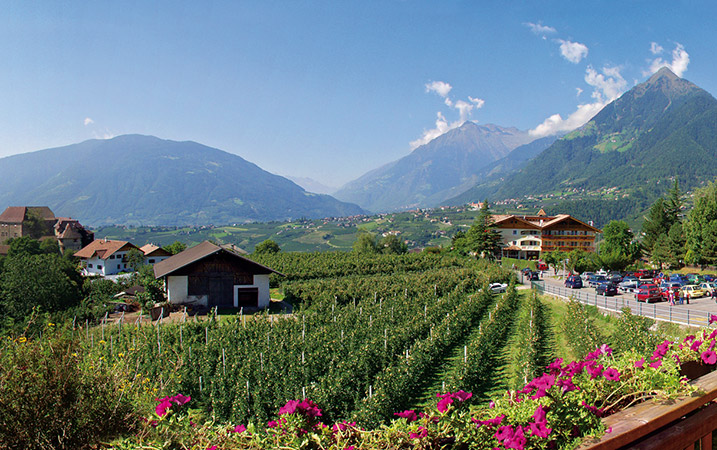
[542,214,601,232]
[0,207,27,223]
[493,214,542,230]
[74,239,138,259]
[153,240,281,279]
[0,206,55,223]
[140,244,172,257]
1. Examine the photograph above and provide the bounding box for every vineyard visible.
[0,251,702,449]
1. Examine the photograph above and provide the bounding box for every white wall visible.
[233,274,271,309]
[167,276,188,304]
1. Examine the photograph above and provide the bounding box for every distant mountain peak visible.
[648,66,679,82]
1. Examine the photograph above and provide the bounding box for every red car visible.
[635,285,662,303]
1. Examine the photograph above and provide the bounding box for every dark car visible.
[596,283,618,296]
[528,271,540,281]
[565,275,583,289]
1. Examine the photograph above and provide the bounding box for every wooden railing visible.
[580,369,717,449]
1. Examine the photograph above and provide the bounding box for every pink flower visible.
[155,399,173,417]
[582,401,604,417]
[436,391,472,412]
[472,414,504,429]
[649,360,662,369]
[279,400,300,415]
[557,377,579,393]
[495,425,514,441]
[171,393,191,405]
[332,421,356,432]
[207,446,217,450]
[529,421,552,438]
[437,396,453,413]
[297,399,322,418]
[586,363,603,379]
[453,390,473,402]
[231,424,246,433]
[606,426,613,433]
[268,420,278,428]
[489,400,496,409]
[394,410,418,423]
[547,358,563,372]
[603,368,620,381]
[702,350,717,365]
[409,426,428,439]
[600,344,613,356]
[505,425,527,449]
[710,314,717,324]
[634,358,645,369]
[691,340,703,352]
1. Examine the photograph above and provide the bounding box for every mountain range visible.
[447,67,717,222]
[333,122,553,212]
[0,135,365,226]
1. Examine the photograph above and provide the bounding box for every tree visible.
[254,239,281,255]
[599,220,641,268]
[126,248,146,272]
[6,236,42,257]
[650,234,671,270]
[39,238,61,255]
[667,222,686,268]
[23,209,50,239]
[666,179,683,221]
[641,198,671,254]
[0,253,83,319]
[685,181,717,266]
[379,234,407,254]
[463,201,501,259]
[352,232,379,254]
[165,241,187,255]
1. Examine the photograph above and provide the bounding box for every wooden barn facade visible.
[153,241,281,310]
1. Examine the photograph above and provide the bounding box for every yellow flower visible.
[99,340,106,345]
[72,353,78,357]
[118,353,125,358]
[16,337,27,343]
[47,322,55,327]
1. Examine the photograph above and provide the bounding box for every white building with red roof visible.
[74,239,139,276]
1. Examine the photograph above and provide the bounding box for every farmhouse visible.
[0,206,56,243]
[140,244,172,265]
[493,209,601,259]
[74,239,139,276]
[153,241,281,310]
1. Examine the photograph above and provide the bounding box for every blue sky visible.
[0,1,715,187]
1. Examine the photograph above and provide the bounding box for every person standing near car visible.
[686,291,690,305]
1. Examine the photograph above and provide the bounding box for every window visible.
[110,255,115,259]
[98,265,103,270]
[512,230,517,235]
[88,264,93,268]
[117,264,121,269]
[149,259,155,263]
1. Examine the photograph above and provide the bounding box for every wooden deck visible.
[580,369,717,449]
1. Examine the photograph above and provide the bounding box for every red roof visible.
[74,239,138,260]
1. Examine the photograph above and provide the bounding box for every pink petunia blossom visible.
[279,400,300,415]
[170,394,191,405]
[702,350,717,365]
[409,426,428,439]
[586,363,603,380]
[691,340,703,352]
[557,377,579,393]
[529,421,552,438]
[231,424,246,433]
[649,360,663,369]
[547,357,563,372]
[394,410,418,423]
[495,425,514,441]
[634,358,645,369]
[207,446,217,450]
[472,414,505,429]
[600,344,613,356]
[581,401,604,417]
[155,399,173,417]
[504,425,527,449]
[710,314,717,324]
[603,368,620,381]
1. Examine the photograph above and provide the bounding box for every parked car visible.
[581,272,595,281]
[635,285,662,303]
[565,275,583,289]
[528,271,540,281]
[596,283,618,296]
[609,275,624,285]
[681,284,705,299]
[536,261,548,271]
[703,274,717,282]
[489,283,508,293]
[700,282,717,296]
[618,278,639,293]
[588,275,608,288]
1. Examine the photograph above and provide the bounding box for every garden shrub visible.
[0,329,140,450]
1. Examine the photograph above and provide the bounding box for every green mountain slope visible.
[0,135,365,226]
[451,68,717,216]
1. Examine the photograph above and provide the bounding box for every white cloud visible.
[557,39,589,64]
[524,22,557,36]
[84,117,94,126]
[575,87,583,97]
[650,42,664,55]
[585,65,627,102]
[410,85,486,149]
[425,81,452,98]
[530,65,627,138]
[646,43,690,77]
